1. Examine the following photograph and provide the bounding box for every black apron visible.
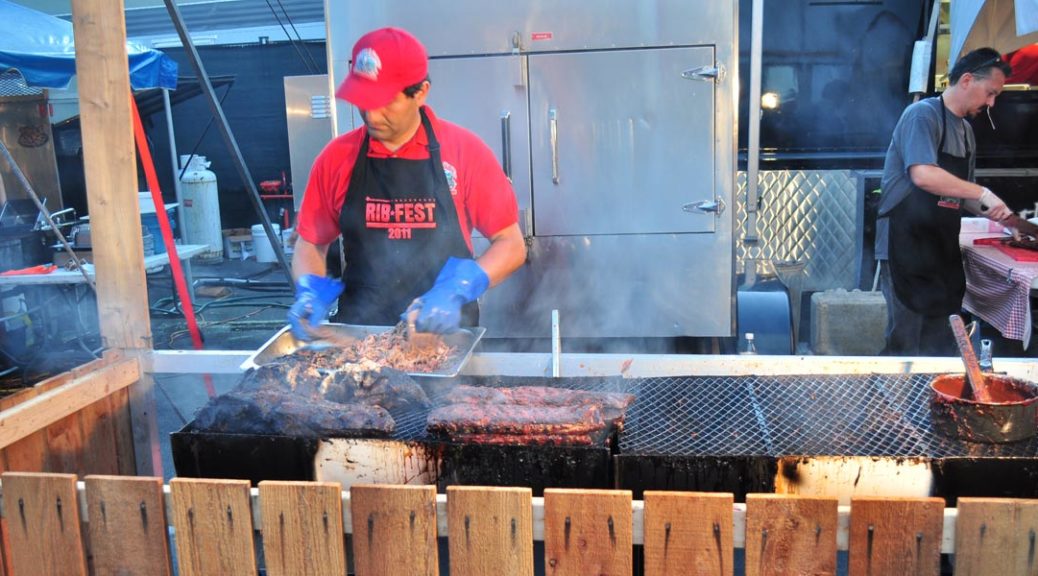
[333,108,478,326]
[887,96,970,316]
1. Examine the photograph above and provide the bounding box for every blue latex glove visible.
[404,257,490,334]
[288,274,344,340]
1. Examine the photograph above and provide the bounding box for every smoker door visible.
[529,46,715,236]
[425,55,532,231]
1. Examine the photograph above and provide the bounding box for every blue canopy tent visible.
[0,0,177,90]
[0,0,186,231]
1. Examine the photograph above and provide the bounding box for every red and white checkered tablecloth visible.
[960,233,1038,349]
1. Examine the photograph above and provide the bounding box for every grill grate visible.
[621,376,770,455]
[383,373,1038,458]
[620,374,1038,458]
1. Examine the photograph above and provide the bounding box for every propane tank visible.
[179,155,224,261]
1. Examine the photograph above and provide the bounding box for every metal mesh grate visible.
[0,70,44,97]
[620,374,1038,458]
[381,374,1038,458]
[621,376,770,455]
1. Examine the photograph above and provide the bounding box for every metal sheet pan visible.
[239,323,486,378]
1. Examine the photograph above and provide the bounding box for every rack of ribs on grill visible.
[427,385,636,446]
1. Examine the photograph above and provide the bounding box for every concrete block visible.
[811,289,887,356]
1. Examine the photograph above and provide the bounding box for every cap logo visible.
[353,48,381,80]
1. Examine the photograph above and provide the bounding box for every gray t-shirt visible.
[874,96,975,260]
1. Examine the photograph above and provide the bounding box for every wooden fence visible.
[1,472,1037,575]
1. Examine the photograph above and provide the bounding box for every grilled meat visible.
[442,385,635,423]
[428,385,636,446]
[193,355,428,437]
[237,362,326,398]
[192,389,395,438]
[449,432,598,446]
[427,403,607,436]
[319,359,431,411]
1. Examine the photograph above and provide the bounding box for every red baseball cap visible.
[335,27,428,110]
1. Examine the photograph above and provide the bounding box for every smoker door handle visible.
[549,108,559,184]
[500,111,512,181]
[683,197,727,215]
[681,65,725,83]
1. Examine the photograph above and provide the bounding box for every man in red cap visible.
[289,27,526,338]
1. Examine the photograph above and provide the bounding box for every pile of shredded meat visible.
[293,324,455,373]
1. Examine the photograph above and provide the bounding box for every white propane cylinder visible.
[179,155,224,261]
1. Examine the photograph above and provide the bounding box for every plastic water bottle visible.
[740,332,758,355]
[978,339,994,372]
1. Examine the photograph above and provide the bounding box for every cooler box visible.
[139,192,178,254]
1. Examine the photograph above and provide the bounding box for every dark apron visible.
[333,108,478,326]
[887,96,970,316]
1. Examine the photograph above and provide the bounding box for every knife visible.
[1002,214,1038,239]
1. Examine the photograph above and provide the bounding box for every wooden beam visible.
[0,358,140,450]
[71,0,152,351]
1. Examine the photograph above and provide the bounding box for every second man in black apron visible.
[875,48,1013,355]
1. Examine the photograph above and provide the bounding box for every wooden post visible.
[70,0,158,476]
[70,0,149,349]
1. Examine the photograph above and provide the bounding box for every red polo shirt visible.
[297,106,518,253]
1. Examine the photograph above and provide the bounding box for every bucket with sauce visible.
[930,374,1038,443]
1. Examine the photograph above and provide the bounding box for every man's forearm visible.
[909,164,983,200]
[475,223,526,287]
[291,237,331,281]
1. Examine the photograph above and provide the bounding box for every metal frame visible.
[146,349,1038,381]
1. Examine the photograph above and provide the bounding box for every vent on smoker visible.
[620,374,1038,458]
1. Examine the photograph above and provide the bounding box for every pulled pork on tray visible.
[293,324,455,373]
[427,385,636,446]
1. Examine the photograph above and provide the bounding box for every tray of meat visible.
[241,323,487,377]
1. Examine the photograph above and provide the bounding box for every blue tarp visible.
[0,0,177,90]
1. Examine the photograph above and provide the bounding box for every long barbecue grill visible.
[172,365,1038,503]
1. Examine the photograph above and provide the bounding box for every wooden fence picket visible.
[169,478,257,576]
[643,491,734,576]
[953,497,1038,576]
[744,494,837,576]
[847,496,944,576]
[350,484,439,576]
[543,488,632,576]
[85,475,172,576]
[258,481,346,576]
[447,486,534,576]
[1,472,88,576]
